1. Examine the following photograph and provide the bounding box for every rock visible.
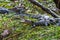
[1,29,10,38]
[0,7,9,14]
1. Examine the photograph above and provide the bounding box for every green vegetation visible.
[0,0,60,40]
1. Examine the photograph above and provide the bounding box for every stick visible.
[28,0,59,18]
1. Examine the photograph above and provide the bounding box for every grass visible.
[0,13,60,40]
[0,0,60,40]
